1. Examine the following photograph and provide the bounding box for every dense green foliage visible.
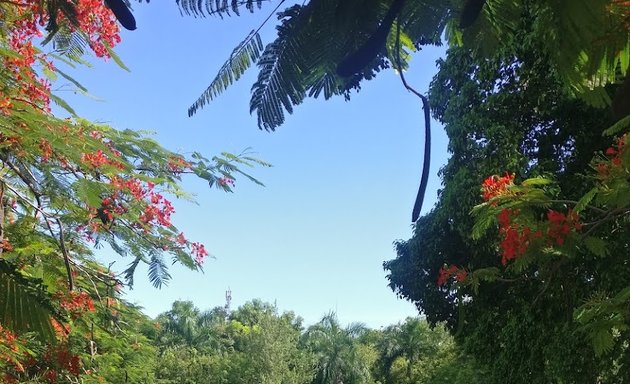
[384,6,630,384]
[2,0,628,382]
[148,300,485,384]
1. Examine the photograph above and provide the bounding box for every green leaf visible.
[521,177,553,187]
[603,114,630,136]
[591,327,615,356]
[103,42,130,72]
[72,179,104,207]
[50,94,77,116]
[0,260,58,343]
[471,205,495,239]
[583,236,608,258]
[176,0,268,18]
[147,255,171,289]
[55,68,88,92]
[574,187,598,213]
[188,30,264,117]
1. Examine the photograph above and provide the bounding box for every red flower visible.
[1,238,13,252]
[497,209,533,265]
[481,173,514,202]
[39,140,53,162]
[437,264,464,286]
[547,209,582,245]
[218,177,236,187]
[191,242,209,264]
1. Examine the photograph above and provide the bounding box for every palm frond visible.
[0,259,58,343]
[188,30,264,117]
[400,0,450,47]
[176,0,271,18]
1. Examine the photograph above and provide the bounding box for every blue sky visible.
[60,2,449,328]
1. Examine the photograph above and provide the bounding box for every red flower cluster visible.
[55,291,95,318]
[1,323,26,383]
[606,134,628,165]
[191,242,209,264]
[1,238,14,252]
[1,0,124,121]
[547,209,582,246]
[4,3,51,112]
[437,264,467,286]
[481,173,514,202]
[72,0,122,58]
[598,134,628,179]
[167,155,192,174]
[44,347,81,377]
[25,344,83,383]
[0,324,19,357]
[81,149,125,170]
[497,209,542,265]
[39,139,53,162]
[139,192,175,227]
[218,177,236,187]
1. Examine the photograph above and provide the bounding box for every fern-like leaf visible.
[188,31,264,117]
[176,0,269,18]
[250,38,306,130]
[49,30,90,60]
[0,260,58,343]
[249,7,309,130]
[147,254,171,288]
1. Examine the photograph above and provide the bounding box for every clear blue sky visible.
[60,2,449,328]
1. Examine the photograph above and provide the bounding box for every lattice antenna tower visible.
[225,287,232,315]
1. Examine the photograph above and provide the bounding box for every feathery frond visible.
[48,30,90,59]
[249,1,352,130]
[176,0,271,18]
[0,260,58,343]
[188,31,264,117]
[148,254,171,288]
[249,8,307,131]
[191,0,451,129]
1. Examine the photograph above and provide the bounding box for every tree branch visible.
[395,21,431,222]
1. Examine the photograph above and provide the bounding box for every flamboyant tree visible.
[0,0,267,381]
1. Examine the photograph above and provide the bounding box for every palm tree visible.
[156,300,202,346]
[305,312,372,384]
[378,317,439,383]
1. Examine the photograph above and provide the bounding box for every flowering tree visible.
[384,8,628,378]
[0,0,267,381]
[462,129,629,355]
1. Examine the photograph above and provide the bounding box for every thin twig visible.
[1,156,42,198]
[533,259,567,306]
[549,199,607,214]
[583,207,630,237]
[55,218,74,291]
